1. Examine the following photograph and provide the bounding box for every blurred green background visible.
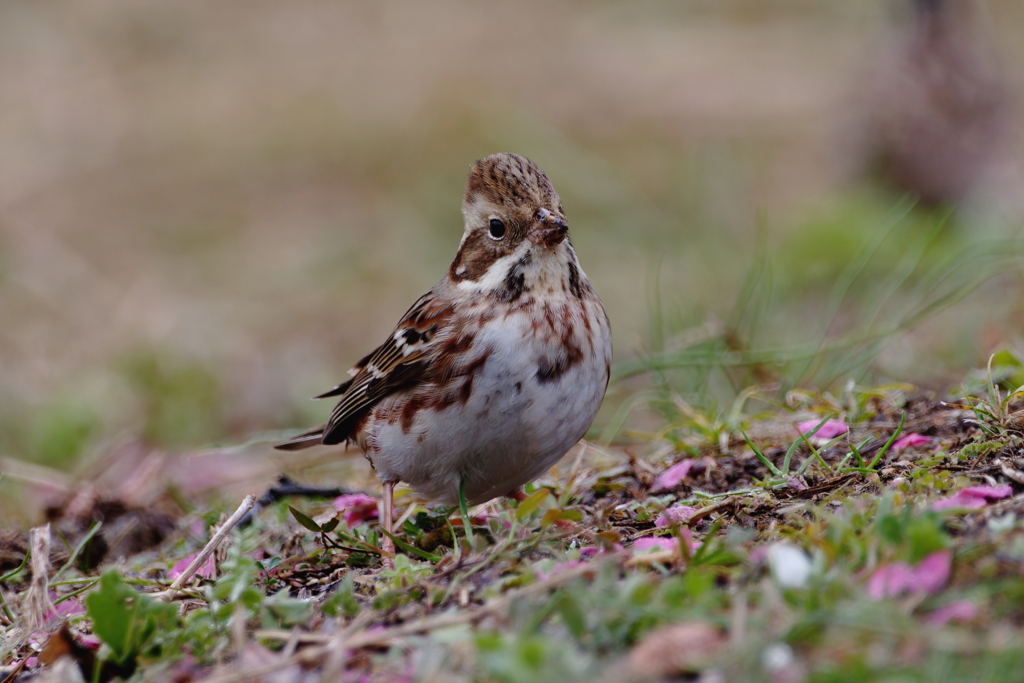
[3,0,1024,521]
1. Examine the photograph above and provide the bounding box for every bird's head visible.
[450,153,572,290]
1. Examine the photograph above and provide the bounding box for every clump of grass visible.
[608,203,1024,455]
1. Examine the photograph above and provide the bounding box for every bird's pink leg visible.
[381,481,395,570]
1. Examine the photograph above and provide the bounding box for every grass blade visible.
[458,480,475,548]
[866,412,906,470]
[49,521,102,586]
[743,430,785,478]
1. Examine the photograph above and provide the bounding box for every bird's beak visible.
[529,207,569,246]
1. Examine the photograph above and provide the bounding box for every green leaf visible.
[556,592,587,641]
[288,506,322,532]
[516,489,551,520]
[262,589,314,628]
[877,515,903,546]
[213,543,261,607]
[560,509,583,522]
[906,514,949,563]
[255,556,282,573]
[85,571,178,666]
[333,529,383,556]
[321,517,340,533]
[321,574,361,618]
[381,530,442,563]
[540,509,562,527]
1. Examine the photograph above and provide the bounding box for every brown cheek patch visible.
[449,217,530,284]
[449,231,505,282]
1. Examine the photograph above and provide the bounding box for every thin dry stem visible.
[155,494,256,602]
[23,524,54,632]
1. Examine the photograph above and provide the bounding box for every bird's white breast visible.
[360,295,611,506]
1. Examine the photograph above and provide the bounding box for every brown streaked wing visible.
[320,291,455,444]
[311,348,375,400]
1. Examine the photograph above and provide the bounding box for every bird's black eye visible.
[488,218,506,240]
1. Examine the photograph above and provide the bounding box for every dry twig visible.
[154,495,256,602]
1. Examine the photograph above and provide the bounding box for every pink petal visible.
[932,493,987,511]
[926,600,977,626]
[579,544,623,557]
[344,508,378,526]
[333,493,379,511]
[795,419,848,439]
[169,553,216,580]
[678,526,701,552]
[893,433,931,450]
[748,546,770,563]
[75,633,101,649]
[25,657,38,668]
[655,505,698,527]
[44,592,85,620]
[913,550,951,593]
[652,460,695,491]
[960,485,1013,500]
[932,485,1012,511]
[633,536,679,552]
[633,528,701,554]
[535,560,587,581]
[334,493,379,526]
[866,562,915,599]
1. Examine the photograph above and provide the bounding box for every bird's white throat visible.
[454,240,577,299]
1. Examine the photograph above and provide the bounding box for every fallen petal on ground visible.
[893,433,931,450]
[334,493,380,526]
[655,505,699,527]
[652,460,695,491]
[867,562,915,599]
[795,419,848,439]
[633,536,679,553]
[927,600,977,626]
[168,553,215,581]
[933,485,1012,510]
[914,550,951,593]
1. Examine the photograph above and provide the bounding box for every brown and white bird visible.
[276,152,612,556]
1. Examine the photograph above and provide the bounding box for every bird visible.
[275,152,612,559]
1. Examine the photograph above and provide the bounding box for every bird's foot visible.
[380,533,396,570]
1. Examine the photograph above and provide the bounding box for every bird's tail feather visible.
[273,426,325,451]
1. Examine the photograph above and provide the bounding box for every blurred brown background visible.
[3,0,1024,521]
